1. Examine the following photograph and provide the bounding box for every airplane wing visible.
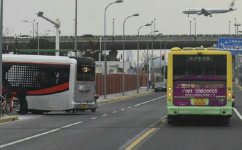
[201,8,211,16]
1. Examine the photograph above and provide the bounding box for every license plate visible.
[194,99,206,106]
[82,104,87,109]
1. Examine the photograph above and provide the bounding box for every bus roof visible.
[3,54,77,64]
[170,47,232,55]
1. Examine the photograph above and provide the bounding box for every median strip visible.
[0,116,18,123]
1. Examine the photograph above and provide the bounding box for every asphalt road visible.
[0,85,241,150]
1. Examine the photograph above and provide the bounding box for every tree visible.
[28,38,53,49]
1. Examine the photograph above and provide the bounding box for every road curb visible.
[98,90,154,104]
[0,116,18,123]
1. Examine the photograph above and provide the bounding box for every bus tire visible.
[91,108,96,112]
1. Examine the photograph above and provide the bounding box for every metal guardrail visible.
[3,34,242,39]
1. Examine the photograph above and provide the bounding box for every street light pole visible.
[160,41,162,82]
[235,18,237,34]
[137,23,151,94]
[152,18,156,88]
[104,0,123,99]
[37,22,39,55]
[229,21,231,35]
[190,21,191,35]
[163,41,171,82]
[113,19,115,37]
[194,18,196,36]
[147,30,159,91]
[0,0,3,119]
[22,20,35,38]
[122,13,139,96]
[37,12,60,56]
[74,0,77,51]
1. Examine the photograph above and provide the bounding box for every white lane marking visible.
[134,104,141,107]
[0,121,82,148]
[121,109,125,111]
[61,121,82,129]
[112,111,117,113]
[90,117,97,120]
[102,114,108,116]
[128,107,132,109]
[233,108,242,120]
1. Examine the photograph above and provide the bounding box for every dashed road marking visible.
[102,114,108,117]
[233,108,242,120]
[61,121,82,129]
[90,117,97,120]
[112,111,117,113]
[128,107,132,109]
[121,109,125,111]
[0,121,82,149]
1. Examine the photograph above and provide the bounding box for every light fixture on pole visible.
[137,23,151,94]
[37,11,60,56]
[122,13,139,96]
[22,20,35,38]
[104,0,123,99]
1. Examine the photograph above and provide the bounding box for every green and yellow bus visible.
[167,47,233,124]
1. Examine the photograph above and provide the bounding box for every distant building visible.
[95,61,131,74]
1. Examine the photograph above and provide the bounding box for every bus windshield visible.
[173,55,226,80]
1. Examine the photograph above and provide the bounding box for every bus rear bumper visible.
[74,103,99,110]
[168,106,232,116]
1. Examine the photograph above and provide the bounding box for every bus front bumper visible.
[168,106,232,116]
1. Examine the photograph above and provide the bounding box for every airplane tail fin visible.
[228,0,235,8]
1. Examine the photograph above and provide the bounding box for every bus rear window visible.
[173,55,226,77]
[77,65,95,81]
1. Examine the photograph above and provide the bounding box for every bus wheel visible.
[91,108,96,112]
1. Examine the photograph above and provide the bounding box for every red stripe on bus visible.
[28,82,69,95]
[12,83,69,95]
[3,61,70,65]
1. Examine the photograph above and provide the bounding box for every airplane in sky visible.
[183,0,236,17]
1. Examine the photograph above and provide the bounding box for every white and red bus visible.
[3,54,98,114]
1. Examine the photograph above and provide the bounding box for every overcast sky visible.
[3,0,242,36]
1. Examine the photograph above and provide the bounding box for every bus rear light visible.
[168,93,172,96]
[169,87,172,90]
[228,93,231,97]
